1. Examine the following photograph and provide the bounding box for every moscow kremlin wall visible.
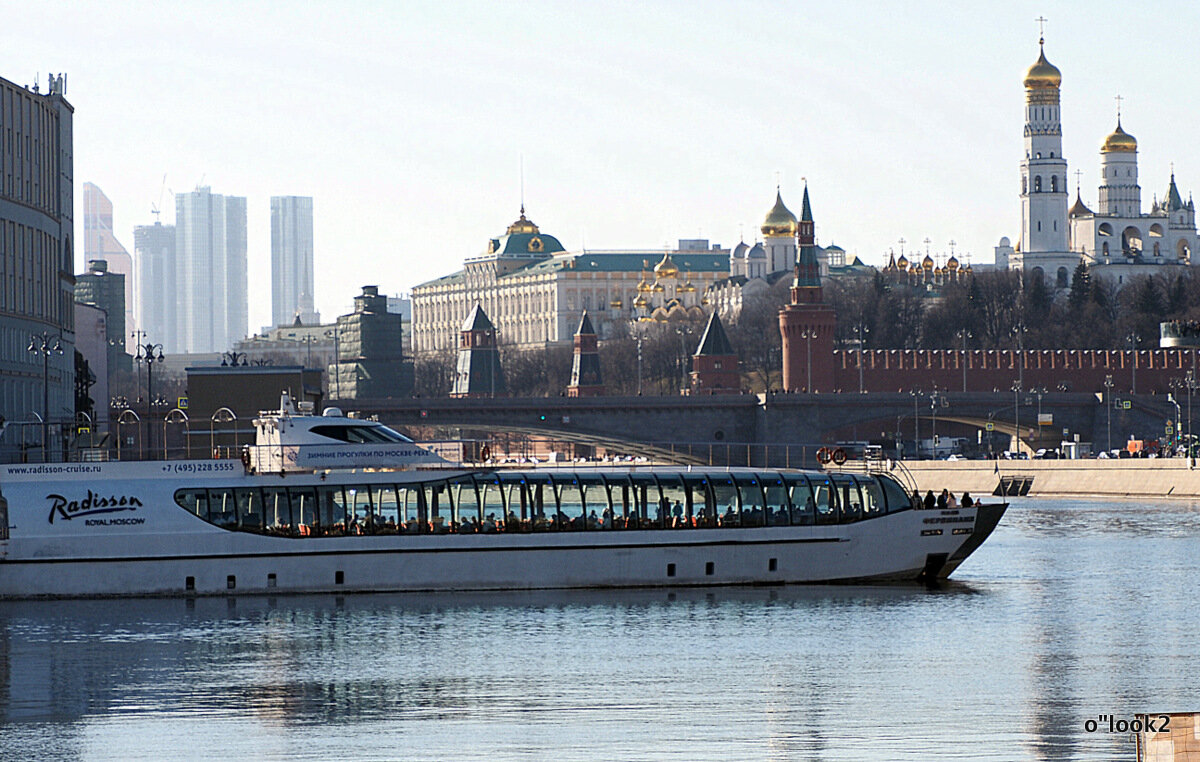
[777,200,1198,397]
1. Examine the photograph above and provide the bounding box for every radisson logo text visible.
[46,491,143,524]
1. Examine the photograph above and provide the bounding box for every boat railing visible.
[0,417,901,472]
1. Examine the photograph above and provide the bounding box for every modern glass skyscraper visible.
[270,196,315,327]
[175,187,247,353]
[82,182,135,339]
[133,221,177,351]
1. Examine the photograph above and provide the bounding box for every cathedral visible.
[1002,34,1199,288]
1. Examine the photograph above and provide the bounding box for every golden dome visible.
[506,205,539,235]
[760,189,798,237]
[1023,44,1061,89]
[653,252,679,278]
[947,256,960,270]
[896,254,909,269]
[922,254,934,270]
[1102,121,1137,153]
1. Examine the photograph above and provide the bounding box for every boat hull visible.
[0,461,1004,598]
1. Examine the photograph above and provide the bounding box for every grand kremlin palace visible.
[411,208,730,353]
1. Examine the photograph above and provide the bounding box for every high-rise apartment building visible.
[270,196,316,327]
[175,187,247,353]
[0,73,75,447]
[82,182,135,340]
[133,221,177,350]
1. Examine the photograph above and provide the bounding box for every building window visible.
[1034,176,1042,192]
[1050,176,1057,193]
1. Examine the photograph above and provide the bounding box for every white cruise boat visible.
[0,394,1006,598]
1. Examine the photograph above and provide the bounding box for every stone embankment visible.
[897,459,1200,500]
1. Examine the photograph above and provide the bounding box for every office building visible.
[270,195,317,327]
[175,187,247,353]
[0,73,74,445]
[74,259,127,374]
[133,221,177,350]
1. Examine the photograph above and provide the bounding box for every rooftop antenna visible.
[519,154,525,215]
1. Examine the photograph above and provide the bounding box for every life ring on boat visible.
[816,447,833,465]
[479,445,491,462]
[832,447,848,465]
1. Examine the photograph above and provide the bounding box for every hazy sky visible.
[4,0,1200,333]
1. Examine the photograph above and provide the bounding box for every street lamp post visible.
[909,388,921,459]
[1127,332,1139,395]
[27,332,63,462]
[136,342,165,458]
[957,329,972,393]
[930,386,942,459]
[1104,374,1114,455]
[1187,370,1197,460]
[1013,322,1026,391]
[800,329,815,392]
[131,329,147,407]
[1011,380,1022,457]
[854,322,869,394]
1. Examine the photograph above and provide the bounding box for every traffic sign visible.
[985,422,994,432]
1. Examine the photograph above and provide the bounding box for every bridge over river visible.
[344,391,1180,466]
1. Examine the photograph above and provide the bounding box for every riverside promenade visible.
[901,459,1200,500]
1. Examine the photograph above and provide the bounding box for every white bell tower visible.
[1019,31,1069,256]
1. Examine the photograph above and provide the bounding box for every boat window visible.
[832,474,862,522]
[175,489,208,520]
[0,493,7,541]
[657,475,689,529]
[289,487,318,535]
[735,474,766,527]
[784,474,815,525]
[235,488,264,532]
[712,477,739,527]
[606,477,633,529]
[316,486,346,532]
[859,477,886,517]
[424,481,452,533]
[582,478,609,529]
[629,474,660,528]
[552,475,586,530]
[208,488,237,526]
[449,477,481,532]
[399,485,422,533]
[347,487,372,532]
[811,476,839,524]
[480,478,505,532]
[763,475,791,526]
[502,477,528,532]
[310,424,413,444]
[263,487,292,534]
[878,474,914,513]
[371,485,399,533]
[684,476,716,528]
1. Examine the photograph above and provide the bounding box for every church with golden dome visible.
[1003,33,1199,288]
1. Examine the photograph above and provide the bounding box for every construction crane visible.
[150,174,169,222]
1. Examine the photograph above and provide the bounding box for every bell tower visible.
[1019,29,1069,257]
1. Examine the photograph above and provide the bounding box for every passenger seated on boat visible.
[601,506,614,527]
[720,506,738,527]
[588,510,599,529]
[961,492,974,508]
[482,513,497,533]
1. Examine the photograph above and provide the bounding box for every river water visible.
[1,497,1196,761]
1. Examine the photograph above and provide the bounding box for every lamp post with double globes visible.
[27,332,63,462]
[136,342,165,457]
